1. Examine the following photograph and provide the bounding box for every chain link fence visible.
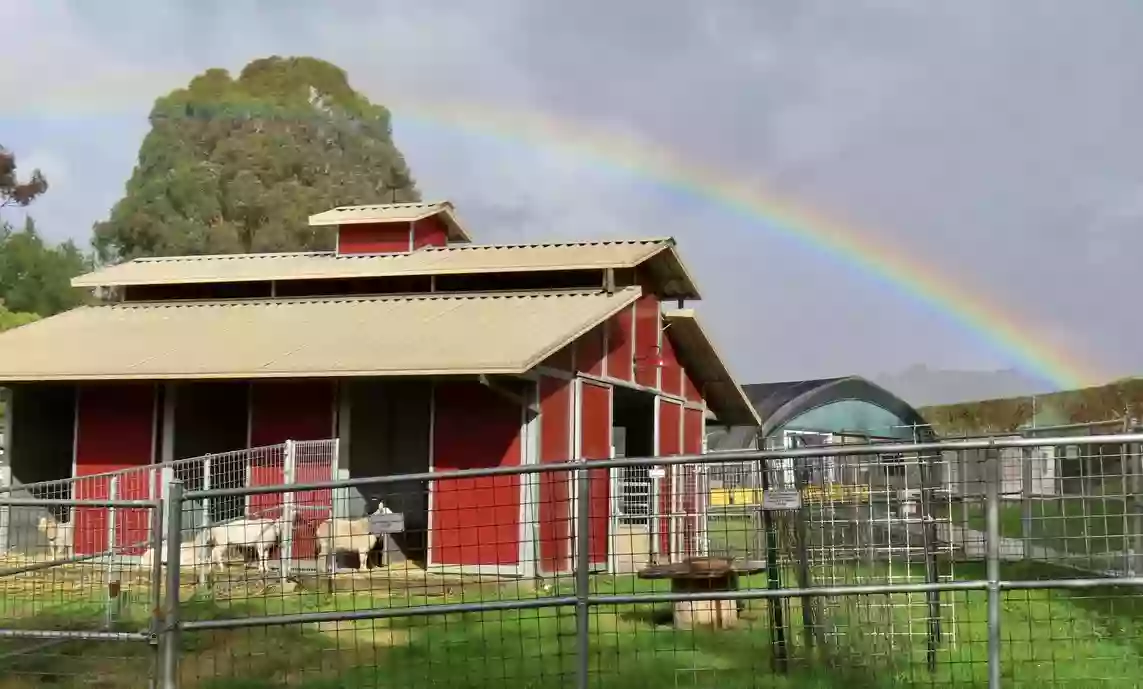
[4,433,1143,687]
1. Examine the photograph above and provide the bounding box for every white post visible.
[280,440,297,586]
[202,455,213,532]
[105,476,119,627]
[0,464,10,554]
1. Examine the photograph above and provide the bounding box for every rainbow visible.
[384,100,1102,390]
[4,83,1104,389]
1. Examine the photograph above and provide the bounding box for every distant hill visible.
[873,364,1057,408]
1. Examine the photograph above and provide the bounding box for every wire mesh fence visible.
[4,433,1143,687]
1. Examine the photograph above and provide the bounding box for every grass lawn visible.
[2,561,1143,688]
[945,497,1141,556]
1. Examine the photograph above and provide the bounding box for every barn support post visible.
[104,476,120,628]
[0,464,10,554]
[280,439,297,587]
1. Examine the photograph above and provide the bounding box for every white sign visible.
[648,467,666,480]
[762,490,803,511]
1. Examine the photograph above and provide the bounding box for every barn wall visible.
[430,380,525,568]
[659,330,684,398]
[538,376,573,574]
[576,324,606,377]
[657,398,682,558]
[579,380,612,569]
[346,379,431,560]
[633,294,661,388]
[337,222,412,255]
[605,304,634,382]
[412,215,449,249]
[74,383,157,555]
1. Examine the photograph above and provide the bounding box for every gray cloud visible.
[3,0,1141,390]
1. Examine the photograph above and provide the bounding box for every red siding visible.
[575,324,606,377]
[634,295,660,388]
[412,215,449,249]
[657,399,682,558]
[337,222,411,255]
[543,344,575,372]
[579,381,612,567]
[431,381,523,567]
[660,333,683,397]
[74,384,156,556]
[538,376,572,574]
[683,368,702,403]
[605,306,634,382]
[248,380,334,556]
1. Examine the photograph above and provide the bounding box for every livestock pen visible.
[4,432,1143,688]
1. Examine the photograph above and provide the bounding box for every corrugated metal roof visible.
[663,309,759,427]
[0,287,641,382]
[308,201,472,242]
[71,238,699,297]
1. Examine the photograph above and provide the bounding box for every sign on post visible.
[762,490,802,511]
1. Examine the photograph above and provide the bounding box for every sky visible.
[2,0,1142,397]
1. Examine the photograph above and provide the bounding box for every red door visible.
[73,384,157,556]
[657,399,682,560]
[430,381,524,568]
[579,380,612,570]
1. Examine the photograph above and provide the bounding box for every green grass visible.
[4,562,1143,688]
[946,497,1138,556]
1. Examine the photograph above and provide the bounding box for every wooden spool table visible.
[637,557,766,630]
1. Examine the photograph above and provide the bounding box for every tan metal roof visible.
[664,309,759,427]
[308,201,472,242]
[0,287,642,382]
[71,239,700,298]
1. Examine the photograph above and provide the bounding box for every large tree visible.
[92,56,422,262]
[0,217,91,317]
[0,147,48,208]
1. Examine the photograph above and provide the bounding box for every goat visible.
[193,516,282,573]
[316,503,391,573]
[36,514,74,561]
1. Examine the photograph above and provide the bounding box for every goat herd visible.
[34,503,394,578]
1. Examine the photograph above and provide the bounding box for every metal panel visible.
[72,239,681,288]
[0,288,641,382]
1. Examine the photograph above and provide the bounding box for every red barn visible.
[0,201,758,576]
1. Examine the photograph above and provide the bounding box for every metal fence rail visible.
[5,433,1143,688]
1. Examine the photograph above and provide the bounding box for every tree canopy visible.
[0,147,86,331]
[0,217,91,317]
[92,56,422,262]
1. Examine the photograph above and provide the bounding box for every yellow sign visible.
[710,484,869,507]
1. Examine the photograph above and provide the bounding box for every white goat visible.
[194,516,282,573]
[139,539,205,570]
[36,515,74,561]
[316,503,391,573]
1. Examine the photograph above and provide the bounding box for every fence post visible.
[985,446,1002,689]
[1021,447,1033,561]
[105,476,120,628]
[280,440,297,587]
[575,463,590,689]
[148,494,165,689]
[161,480,183,689]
